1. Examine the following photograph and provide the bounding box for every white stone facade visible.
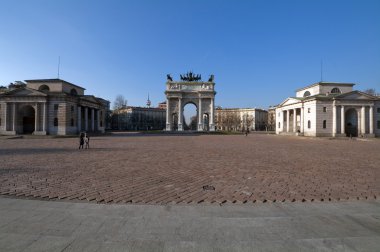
[276,82,380,137]
[165,77,216,131]
[0,79,109,136]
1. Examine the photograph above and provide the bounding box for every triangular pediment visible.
[81,95,101,104]
[1,87,47,97]
[335,91,378,101]
[279,97,302,107]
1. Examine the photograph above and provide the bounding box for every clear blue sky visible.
[1,0,379,109]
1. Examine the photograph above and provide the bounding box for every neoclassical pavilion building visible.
[0,79,109,135]
[275,82,380,137]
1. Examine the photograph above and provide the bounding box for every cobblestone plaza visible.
[0,134,379,204]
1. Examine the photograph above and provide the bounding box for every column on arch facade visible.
[178,98,183,131]
[166,98,170,131]
[210,98,215,131]
[198,97,202,131]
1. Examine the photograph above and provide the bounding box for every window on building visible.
[331,88,341,94]
[54,118,58,126]
[303,91,311,97]
[323,107,326,112]
[377,108,380,113]
[70,88,78,96]
[378,121,380,129]
[308,108,311,113]
[54,104,59,110]
[308,120,311,129]
[278,122,281,128]
[71,106,74,112]
[100,120,103,127]
[323,120,326,129]
[278,112,280,117]
[71,118,74,127]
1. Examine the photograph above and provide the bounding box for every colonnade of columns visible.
[332,104,374,136]
[1,102,47,134]
[77,106,102,133]
[282,108,303,133]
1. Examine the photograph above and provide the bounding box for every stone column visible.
[369,106,374,134]
[91,108,95,132]
[34,103,38,133]
[332,102,337,137]
[293,108,297,132]
[12,103,16,132]
[198,97,203,131]
[97,110,100,130]
[361,106,366,135]
[210,98,215,131]
[42,102,46,133]
[166,99,170,131]
[3,103,7,131]
[78,106,82,132]
[286,110,290,133]
[84,107,88,131]
[341,106,345,135]
[178,98,183,131]
[300,107,304,133]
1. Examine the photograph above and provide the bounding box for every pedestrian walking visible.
[79,132,84,149]
[85,133,90,149]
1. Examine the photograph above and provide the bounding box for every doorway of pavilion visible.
[183,103,197,130]
[345,108,358,137]
[20,105,35,134]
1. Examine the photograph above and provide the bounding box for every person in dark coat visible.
[79,132,84,149]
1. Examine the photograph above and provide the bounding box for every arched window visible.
[38,85,50,92]
[70,88,78,96]
[331,88,341,94]
[54,118,58,127]
[323,120,326,129]
[303,91,311,97]
[308,120,311,129]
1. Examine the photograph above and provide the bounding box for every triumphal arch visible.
[165,72,216,131]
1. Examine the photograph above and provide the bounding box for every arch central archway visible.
[345,108,358,137]
[183,103,197,131]
[20,105,35,134]
[165,73,216,132]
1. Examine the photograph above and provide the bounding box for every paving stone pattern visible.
[0,134,379,204]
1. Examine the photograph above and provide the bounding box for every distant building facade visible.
[111,106,166,131]
[0,79,109,135]
[275,82,380,137]
[215,107,268,131]
[267,106,276,131]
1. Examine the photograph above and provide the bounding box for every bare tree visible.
[363,88,377,96]
[113,95,127,110]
